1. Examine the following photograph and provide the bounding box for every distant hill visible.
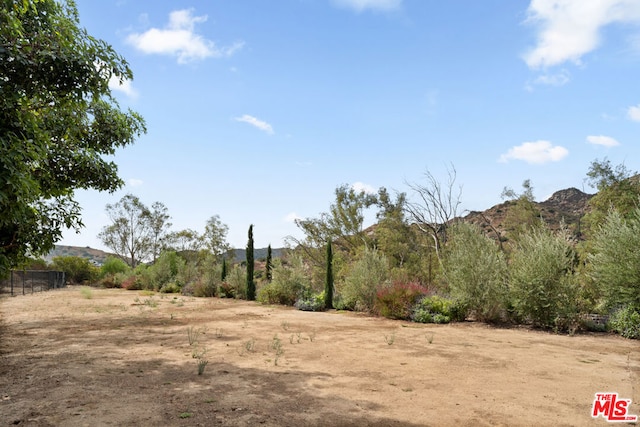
[45,245,285,265]
[463,187,593,240]
[231,247,286,263]
[44,245,114,265]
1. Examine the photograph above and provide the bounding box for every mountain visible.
[463,187,593,241]
[44,245,114,265]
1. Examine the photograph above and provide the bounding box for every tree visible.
[98,194,152,267]
[202,215,230,257]
[500,179,542,242]
[0,0,146,277]
[583,158,640,233]
[221,257,228,281]
[324,240,334,309]
[443,222,507,322]
[508,226,579,329]
[288,184,378,264]
[588,206,640,309]
[163,228,202,263]
[246,224,255,300]
[148,202,171,263]
[405,164,462,261]
[374,188,429,283]
[265,244,273,282]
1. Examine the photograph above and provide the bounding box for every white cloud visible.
[331,0,402,12]
[284,212,301,223]
[499,140,569,164]
[108,75,138,99]
[128,178,144,187]
[586,135,620,147]
[351,182,377,194]
[532,69,571,86]
[126,9,244,64]
[523,0,640,69]
[235,115,274,134]
[628,104,640,121]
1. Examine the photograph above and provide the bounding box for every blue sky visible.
[60,0,640,250]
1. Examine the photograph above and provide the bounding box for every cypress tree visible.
[221,257,227,281]
[246,224,255,300]
[324,240,334,309]
[265,244,272,282]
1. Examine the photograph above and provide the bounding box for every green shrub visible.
[444,222,507,322]
[191,280,217,297]
[222,264,246,299]
[195,259,222,297]
[121,274,143,290]
[159,282,181,294]
[218,281,236,298]
[338,247,389,312]
[147,251,185,291]
[295,291,325,312]
[608,305,640,339]
[411,295,463,324]
[375,282,428,320]
[257,256,311,305]
[100,256,130,278]
[589,207,640,309]
[509,227,579,329]
[257,257,308,306]
[51,256,99,285]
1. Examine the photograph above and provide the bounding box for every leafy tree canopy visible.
[583,158,640,233]
[0,0,146,276]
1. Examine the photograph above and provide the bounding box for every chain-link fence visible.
[0,270,66,296]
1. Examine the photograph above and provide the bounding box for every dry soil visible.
[0,287,638,426]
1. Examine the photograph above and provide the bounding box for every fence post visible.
[10,271,14,296]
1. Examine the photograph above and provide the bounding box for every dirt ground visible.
[0,288,638,426]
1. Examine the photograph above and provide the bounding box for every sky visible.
[59,0,640,250]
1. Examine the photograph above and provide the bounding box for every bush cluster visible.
[412,295,464,324]
[374,281,428,320]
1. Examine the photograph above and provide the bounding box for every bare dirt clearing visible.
[0,288,638,426]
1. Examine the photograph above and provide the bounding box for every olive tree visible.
[443,222,507,322]
[588,207,640,309]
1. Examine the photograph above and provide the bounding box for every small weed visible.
[271,335,284,365]
[309,330,316,342]
[281,321,290,331]
[79,286,93,299]
[139,290,155,297]
[178,412,192,419]
[244,338,256,353]
[197,357,209,375]
[384,332,396,345]
[215,328,224,338]
[426,333,434,344]
[296,332,302,343]
[144,297,158,307]
[187,326,199,346]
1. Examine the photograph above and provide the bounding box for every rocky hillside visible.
[463,187,593,241]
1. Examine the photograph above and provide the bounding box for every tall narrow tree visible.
[265,244,273,282]
[246,225,255,300]
[324,240,334,309]
[221,257,228,281]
